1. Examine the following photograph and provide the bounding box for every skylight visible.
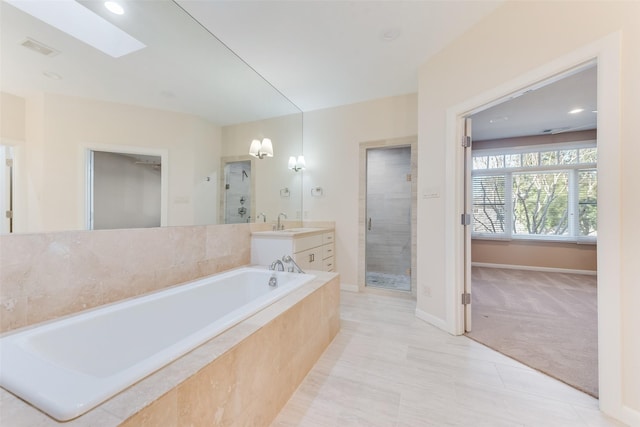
[6,0,145,58]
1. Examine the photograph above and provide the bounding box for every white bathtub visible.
[0,267,315,421]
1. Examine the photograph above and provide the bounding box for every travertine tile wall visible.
[0,224,253,333]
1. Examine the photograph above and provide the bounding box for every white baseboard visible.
[618,405,640,427]
[340,283,359,292]
[472,262,597,276]
[415,308,448,331]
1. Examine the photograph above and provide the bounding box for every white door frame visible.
[444,32,625,420]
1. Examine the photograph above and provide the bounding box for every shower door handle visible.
[368,217,372,231]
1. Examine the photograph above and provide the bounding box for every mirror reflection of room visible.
[0,0,303,234]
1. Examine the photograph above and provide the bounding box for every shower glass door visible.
[365,146,411,291]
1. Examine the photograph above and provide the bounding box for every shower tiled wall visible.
[0,224,254,333]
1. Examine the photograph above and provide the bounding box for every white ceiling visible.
[176,0,504,112]
[1,0,597,138]
[471,65,597,141]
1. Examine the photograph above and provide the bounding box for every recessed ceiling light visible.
[489,116,509,124]
[104,1,124,15]
[592,110,598,114]
[569,108,584,114]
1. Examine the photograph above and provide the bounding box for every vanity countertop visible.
[251,227,331,238]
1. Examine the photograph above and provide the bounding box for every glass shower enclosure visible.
[365,146,411,291]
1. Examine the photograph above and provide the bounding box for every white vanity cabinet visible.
[251,228,335,272]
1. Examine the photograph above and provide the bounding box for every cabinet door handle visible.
[368,217,372,231]
[309,253,314,263]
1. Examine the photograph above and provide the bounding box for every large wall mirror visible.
[0,0,303,233]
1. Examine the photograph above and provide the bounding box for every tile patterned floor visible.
[272,291,625,427]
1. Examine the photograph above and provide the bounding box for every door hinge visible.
[462,135,471,148]
[461,293,471,305]
[5,210,13,219]
[5,159,13,167]
[461,213,471,226]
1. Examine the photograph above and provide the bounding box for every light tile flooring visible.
[272,291,625,427]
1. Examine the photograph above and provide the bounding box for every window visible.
[472,141,597,242]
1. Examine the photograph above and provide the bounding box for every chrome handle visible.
[368,217,372,231]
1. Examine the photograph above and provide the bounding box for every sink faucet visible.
[277,212,287,230]
[269,259,285,271]
[257,212,266,223]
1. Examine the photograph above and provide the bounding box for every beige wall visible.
[303,94,418,288]
[472,240,597,272]
[417,0,640,422]
[1,92,25,142]
[2,92,221,233]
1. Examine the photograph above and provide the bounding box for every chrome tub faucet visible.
[269,259,285,271]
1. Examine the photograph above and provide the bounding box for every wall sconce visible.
[249,138,273,159]
[288,155,306,172]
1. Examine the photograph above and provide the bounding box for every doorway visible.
[365,146,412,291]
[87,150,162,230]
[359,137,417,295]
[461,64,599,396]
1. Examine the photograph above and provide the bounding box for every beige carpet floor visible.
[465,267,598,397]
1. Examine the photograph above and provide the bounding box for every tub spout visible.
[282,255,305,274]
[269,259,285,271]
[268,274,278,287]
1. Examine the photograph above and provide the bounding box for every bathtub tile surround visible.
[0,269,339,425]
[119,272,339,426]
[0,224,251,333]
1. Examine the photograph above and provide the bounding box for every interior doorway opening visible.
[86,149,164,230]
[461,63,599,397]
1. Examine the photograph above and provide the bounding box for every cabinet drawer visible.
[294,247,323,270]
[323,232,335,244]
[322,243,335,260]
[323,256,335,272]
[293,234,323,253]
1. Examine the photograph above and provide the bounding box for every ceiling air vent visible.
[20,38,60,57]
